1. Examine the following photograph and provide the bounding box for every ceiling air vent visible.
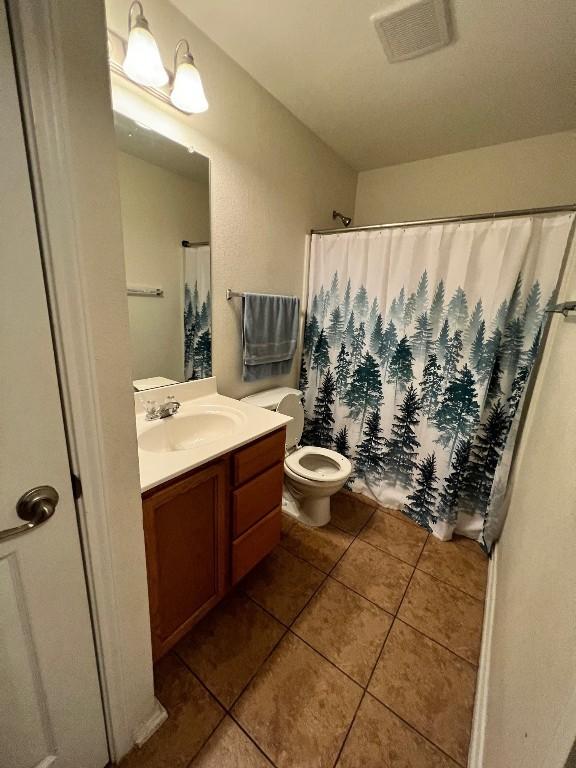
[372,0,452,62]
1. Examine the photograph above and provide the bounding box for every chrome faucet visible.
[143,395,181,421]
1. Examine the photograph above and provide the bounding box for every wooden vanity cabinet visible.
[142,460,228,660]
[142,427,285,660]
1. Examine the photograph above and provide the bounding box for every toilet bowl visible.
[241,388,352,527]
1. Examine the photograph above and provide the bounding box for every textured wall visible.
[354,131,576,225]
[106,0,357,398]
[117,151,209,381]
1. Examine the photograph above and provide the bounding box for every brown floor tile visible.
[120,654,224,768]
[280,521,353,573]
[359,509,428,565]
[381,505,423,529]
[242,546,325,625]
[337,693,460,768]
[191,716,273,767]
[330,492,374,534]
[369,621,475,766]
[454,534,487,554]
[233,633,362,768]
[293,578,393,685]
[398,570,484,665]
[342,489,380,509]
[176,593,284,708]
[418,536,488,600]
[281,514,296,536]
[332,539,413,614]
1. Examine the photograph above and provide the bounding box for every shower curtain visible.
[301,213,575,551]
[184,244,212,380]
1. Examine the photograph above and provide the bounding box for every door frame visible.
[6,0,164,761]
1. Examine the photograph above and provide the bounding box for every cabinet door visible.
[143,461,227,660]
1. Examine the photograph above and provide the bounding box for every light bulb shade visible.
[123,24,168,87]
[170,59,209,113]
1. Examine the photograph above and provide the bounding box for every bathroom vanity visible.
[136,379,290,660]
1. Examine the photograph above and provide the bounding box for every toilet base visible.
[282,486,331,527]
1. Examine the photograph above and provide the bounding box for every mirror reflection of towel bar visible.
[127,286,164,297]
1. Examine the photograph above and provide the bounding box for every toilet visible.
[241,387,352,527]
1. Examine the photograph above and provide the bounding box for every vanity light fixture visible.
[170,39,209,114]
[123,1,168,88]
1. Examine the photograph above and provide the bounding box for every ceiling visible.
[170,0,576,171]
[114,112,209,184]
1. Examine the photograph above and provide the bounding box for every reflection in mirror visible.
[114,112,211,390]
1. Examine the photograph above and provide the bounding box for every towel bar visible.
[546,301,576,317]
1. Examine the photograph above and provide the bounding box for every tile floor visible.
[120,491,488,768]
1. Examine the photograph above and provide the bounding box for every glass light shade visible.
[123,25,168,88]
[170,60,209,113]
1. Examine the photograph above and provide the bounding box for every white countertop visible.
[135,377,291,493]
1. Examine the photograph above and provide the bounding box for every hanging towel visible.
[242,292,300,381]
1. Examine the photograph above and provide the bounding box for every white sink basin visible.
[138,403,247,453]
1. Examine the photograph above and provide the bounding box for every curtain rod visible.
[311,204,576,236]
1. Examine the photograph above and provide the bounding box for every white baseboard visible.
[468,543,499,768]
[133,698,168,748]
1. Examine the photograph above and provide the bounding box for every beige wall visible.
[106,0,357,398]
[117,151,209,381]
[354,131,576,225]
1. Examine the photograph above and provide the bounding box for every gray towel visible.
[242,292,300,382]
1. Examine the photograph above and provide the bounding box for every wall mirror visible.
[114,112,212,390]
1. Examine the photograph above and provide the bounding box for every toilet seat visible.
[285,446,352,484]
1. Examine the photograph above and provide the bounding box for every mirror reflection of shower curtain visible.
[302,213,575,552]
[183,244,212,380]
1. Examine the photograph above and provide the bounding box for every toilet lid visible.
[276,393,304,449]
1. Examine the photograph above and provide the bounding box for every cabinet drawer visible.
[233,462,284,538]
[232,428,285,487]
[231,506,281,584]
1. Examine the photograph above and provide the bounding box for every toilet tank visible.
[241,387,302,411]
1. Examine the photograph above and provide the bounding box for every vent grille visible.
[372,0,452,63]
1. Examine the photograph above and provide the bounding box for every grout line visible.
[355,532,425,569]
[228,625,290,710]
[392,616,479,669]
[228,714,280,768]
[331,690,366,768]
[416,560,487,602]
[176,655,231,713]
[370,694,468,768]
[412,564,486,604]
[178,629,288,768]
[184,712,227,768]
[277,540,333,574]
[326,571,399,616]
[241,590,292,629]
[359,535,428,698]
[175,497,483,768]
[286,626,366,690]
[166,659,226,768]
[392,532,428,615]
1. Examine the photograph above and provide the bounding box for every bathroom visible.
[1,0,575,766]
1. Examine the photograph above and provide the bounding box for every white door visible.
[0,4,109,767]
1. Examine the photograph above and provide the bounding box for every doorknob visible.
[0,485,59,543]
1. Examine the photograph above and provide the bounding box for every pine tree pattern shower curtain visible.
[184,244,212,380]
[301,214,574,551]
